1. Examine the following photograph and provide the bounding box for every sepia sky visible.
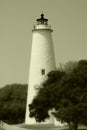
[0,0,87,87]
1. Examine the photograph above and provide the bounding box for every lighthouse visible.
[25,13,56,124]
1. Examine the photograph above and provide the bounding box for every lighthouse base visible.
[25,116,55,125]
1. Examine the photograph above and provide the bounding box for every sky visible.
[0,0,87,87]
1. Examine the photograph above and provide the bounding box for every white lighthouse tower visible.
[25,13,56,124]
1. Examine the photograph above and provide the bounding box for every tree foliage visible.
[0,83,27,124]
[29,60,87,130]
[29,70,66,122]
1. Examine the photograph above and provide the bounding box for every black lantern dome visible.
[36,14,48,25]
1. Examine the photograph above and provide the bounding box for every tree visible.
[29,70,66,122]
[58,61,77,74]
[29,60,87,130]
[0,83,28,124]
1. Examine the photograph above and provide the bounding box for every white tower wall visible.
[25,15,56,124]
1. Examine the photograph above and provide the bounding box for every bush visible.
[0,83,28,124]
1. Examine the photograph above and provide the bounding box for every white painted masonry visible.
[25,14,56,124]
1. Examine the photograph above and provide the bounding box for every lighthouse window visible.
[41,69,45,75]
